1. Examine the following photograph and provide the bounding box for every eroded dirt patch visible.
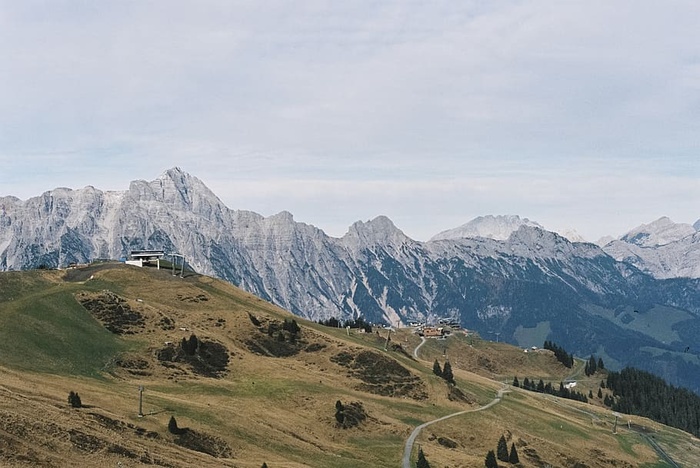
[115,355,152,376]
[331,350,427,400]
[169,426,232,458]
[77,291,145,334]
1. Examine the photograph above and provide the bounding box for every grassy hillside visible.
[1,263,699,467]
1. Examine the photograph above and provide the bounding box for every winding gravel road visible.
[401,385,509,468]
[405,336,678,467]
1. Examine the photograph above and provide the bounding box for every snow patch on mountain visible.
[430,215,543,241]
[619,217,696,247]
[555,228,587,243]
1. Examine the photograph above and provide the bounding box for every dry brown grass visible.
[0,263,698,467]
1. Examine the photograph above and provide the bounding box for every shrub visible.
[68,391,82,408]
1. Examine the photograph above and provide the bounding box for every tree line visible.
[317,316,373,333]
[606,367,700,437]
[543,340,574,368]
[513,377,589,403]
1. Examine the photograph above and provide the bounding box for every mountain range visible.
[2,167,699,392]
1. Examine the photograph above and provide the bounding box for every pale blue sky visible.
[1,1,698,241]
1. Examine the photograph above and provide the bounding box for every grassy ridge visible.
[0,274,129,376]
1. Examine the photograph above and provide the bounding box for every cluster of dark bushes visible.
[333,400,368,429]
[245,317,307,358]
[513,377,588,403]
[157,333,229,377]
[264,318,302,343]
[68,391,82,408]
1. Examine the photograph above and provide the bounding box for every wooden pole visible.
[138,386,144,417]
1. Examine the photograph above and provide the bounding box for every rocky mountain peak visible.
[430,214,543,242]
[620,217,696,247]
[343,215,409,248]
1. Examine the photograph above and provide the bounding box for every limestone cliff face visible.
[601,217,700,279]
[2,168,700,392]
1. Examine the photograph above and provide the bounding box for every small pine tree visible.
[168,416,180,434]
[597,357,605,370]
[261,463,268,468]
[512,376,519,387]
[433,359,443,377]
[68,391,82,408]
[585,355,597,376]
[536,379,545,393]
[509,443,520,464]
[442,361,455,385]
[496,434,509,462]
[485,449,499,468]
[416,447,431,468]
[335,400,345,425]
[187,334,199,355]
[598,388,603,398]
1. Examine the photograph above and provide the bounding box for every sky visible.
[0,1,698,242]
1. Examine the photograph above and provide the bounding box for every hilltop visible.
[1,263,699,467]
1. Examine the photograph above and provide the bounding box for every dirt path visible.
[401,385,509,468]
[413,336,426,359]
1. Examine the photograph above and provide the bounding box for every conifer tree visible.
[496,435,509,462]
[68,391,82,408]
[168,416,180,434]
[335,400,345,425]
[512,376,519,387]
[536,379,545,393]
[416,447,431,468]
[509,443,520,464]
[187,334,199,355]
[585,355,597,376]
[485,449,499,468]
[433,359,443,377]
[598,388,603,398]
[442,361,455,385]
